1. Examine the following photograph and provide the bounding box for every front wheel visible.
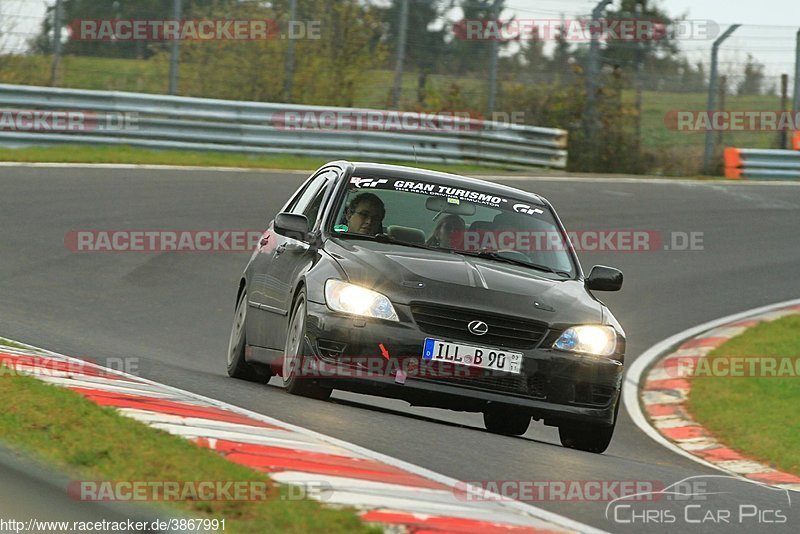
[227,290,271,383]
[558,421,615,453]
[282,289,332,400]
[483,407,531,436]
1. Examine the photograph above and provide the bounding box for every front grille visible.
[440,371,527,394]
[410,303,547,349]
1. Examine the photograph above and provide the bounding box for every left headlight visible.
[324,279,399,322]
[553,325,617,357]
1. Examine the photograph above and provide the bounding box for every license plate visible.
[422,338,522,374]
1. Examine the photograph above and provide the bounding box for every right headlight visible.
[553,325,617,357]
[324,279,399,322]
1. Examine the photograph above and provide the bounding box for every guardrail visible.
[724,147,800,180]
[0,84,568,169]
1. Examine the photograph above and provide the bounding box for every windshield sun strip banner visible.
[349,176,545,215]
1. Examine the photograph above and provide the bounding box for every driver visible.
[344,193,385,235]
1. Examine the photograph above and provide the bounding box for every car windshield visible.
[329,175,576,278]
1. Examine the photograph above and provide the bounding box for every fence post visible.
[50,0,63,87]
[583,0,612,163]
[703,24,740,175]
[716,75,726,149]
[390,0,409,109]
[168,0,182,96]
[780,74,788,149]
[793,29,800,116]
[487,0,503,116]
[283,0,298,102]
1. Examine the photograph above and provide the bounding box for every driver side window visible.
[303,185,328,231]
[289,171,330,216]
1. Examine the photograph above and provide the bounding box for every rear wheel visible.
[558,421,615,454]
[282,288,332,400]
[483,407,531,436]
[227,290,271,383]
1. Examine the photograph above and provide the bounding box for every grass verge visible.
[0,351,377,533]
[0,145,497,174]
[0,338,30,350]
[688,315,800,476]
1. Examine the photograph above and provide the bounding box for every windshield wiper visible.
[457,250,571,278]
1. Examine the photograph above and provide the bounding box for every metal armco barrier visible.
[0,84,568,169]
[724,147,800,180]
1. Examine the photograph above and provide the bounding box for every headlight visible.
[553,325,617,357]
[324,280,398,321]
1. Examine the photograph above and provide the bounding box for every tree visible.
[27,14,55,54]
[174,0,387,105]
[500,26,550,85]
[520,26,546,68]
[737,54,765,95]
[599,0,686,90]
[382,0,451,105]
[677,59,706,92]
[550,22,574,82]
[31,0,229,59]
[448,0,512,74]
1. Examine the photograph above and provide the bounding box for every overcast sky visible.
[2,0,799,82]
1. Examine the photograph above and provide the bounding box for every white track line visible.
[490,175,800,186]
[624,297,800,488]
[0,162,308,173]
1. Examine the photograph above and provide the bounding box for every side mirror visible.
[274,212,309,241]
[586,265,623,291]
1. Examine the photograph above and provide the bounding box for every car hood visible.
[325,238,603,326]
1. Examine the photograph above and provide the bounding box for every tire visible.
[227,290,271,383]
[483,407,531,436]
[282,288,332,400]
[558,421,615,453]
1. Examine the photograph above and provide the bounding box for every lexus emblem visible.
[467,320,489,336]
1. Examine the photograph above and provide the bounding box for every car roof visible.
[347,161,547,207]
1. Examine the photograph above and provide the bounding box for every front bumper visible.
[303,301,624,426]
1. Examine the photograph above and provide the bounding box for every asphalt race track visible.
[1,165,799,533]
